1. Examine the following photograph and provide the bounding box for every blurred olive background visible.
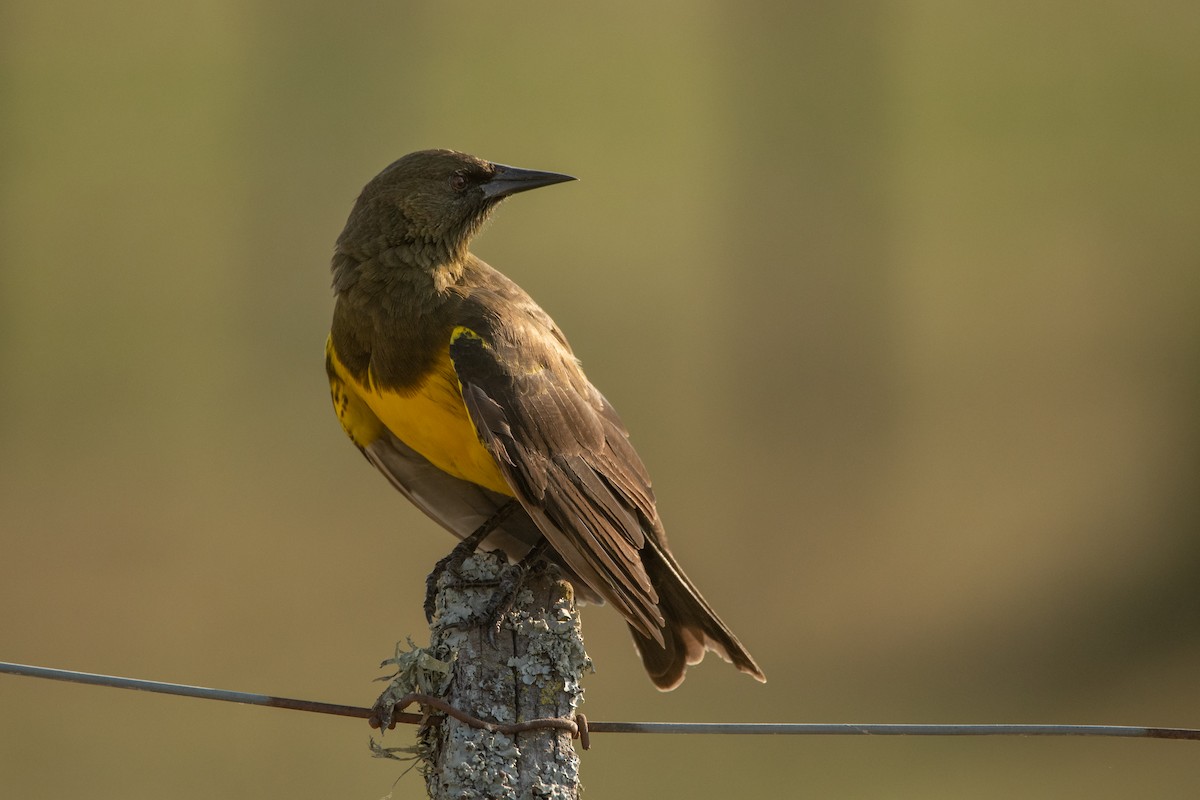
[3,1,1199,797]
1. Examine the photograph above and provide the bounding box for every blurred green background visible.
[3,1,1199,797]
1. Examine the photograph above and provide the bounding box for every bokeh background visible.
[3,2,1199,797]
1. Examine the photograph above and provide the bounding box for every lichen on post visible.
[375,549,590,799]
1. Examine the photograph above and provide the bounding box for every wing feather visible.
[452,328,665,641]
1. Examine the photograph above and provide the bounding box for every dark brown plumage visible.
[326,149,764,689]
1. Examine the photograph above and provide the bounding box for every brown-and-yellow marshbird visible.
[326,149,764,689]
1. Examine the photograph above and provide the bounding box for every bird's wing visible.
[448,324,666,642]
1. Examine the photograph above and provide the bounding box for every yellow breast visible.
[326,336,514,497]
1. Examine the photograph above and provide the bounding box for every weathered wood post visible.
[374,549,589,799]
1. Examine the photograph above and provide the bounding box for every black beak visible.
[481,163,576,200]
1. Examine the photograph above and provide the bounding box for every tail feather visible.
[630,540,765,690]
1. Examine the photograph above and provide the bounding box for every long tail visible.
[629,539,766,690]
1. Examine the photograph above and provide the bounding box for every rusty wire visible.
[371,691,589,749]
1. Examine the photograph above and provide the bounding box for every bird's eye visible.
[450,174,469,192]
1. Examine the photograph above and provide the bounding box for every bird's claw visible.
[424,541,475,623]
[424,502,519,622]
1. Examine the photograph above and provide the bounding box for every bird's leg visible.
[482,538,551,647]
[424,500,517,622]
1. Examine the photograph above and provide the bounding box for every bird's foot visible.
[424,540,483,623]
[476,540,550,646]
[429,539,551,646]
[423,501,517,622]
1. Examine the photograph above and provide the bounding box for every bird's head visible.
[337,149,575,269]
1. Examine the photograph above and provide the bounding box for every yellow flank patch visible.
[450,325,486,346]
[325,334,514,497]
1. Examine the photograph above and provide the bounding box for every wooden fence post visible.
[379,549,589,799]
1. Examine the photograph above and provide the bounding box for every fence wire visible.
[3,661,1198,742]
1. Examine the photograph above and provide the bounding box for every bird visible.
[325,149,764,690]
